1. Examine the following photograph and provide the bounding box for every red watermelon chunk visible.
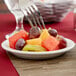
[42,36,59,51]
[9,30,28,49]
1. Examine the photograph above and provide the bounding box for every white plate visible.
[1,38,75,59]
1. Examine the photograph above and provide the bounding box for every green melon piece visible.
[22,45,46,52]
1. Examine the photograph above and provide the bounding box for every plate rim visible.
[1,38,75,55]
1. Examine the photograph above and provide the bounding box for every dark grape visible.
[48,29,58,37]
[29,26,40,39]
[15,38,26,50]
[58,38,67,49]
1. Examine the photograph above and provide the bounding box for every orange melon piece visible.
[40,29,50,40]
[26,38,42,46]
[42,35,59,51]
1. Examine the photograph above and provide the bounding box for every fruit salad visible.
[8,26,67,52]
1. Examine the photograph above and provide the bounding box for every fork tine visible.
[21,9,34,27]
[39,16,46,28]
[26,7,38,27]
[32,4,46,29]
[29,6,42,29]
[35,15,43,29]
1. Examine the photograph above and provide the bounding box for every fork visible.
[4,0,25,39]
[19,0,46,29]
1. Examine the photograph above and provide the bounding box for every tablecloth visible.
[0,12,76,76]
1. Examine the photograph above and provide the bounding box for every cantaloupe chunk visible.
[42,35,59,51]
[26,38,42,46]
[40,29,50,41]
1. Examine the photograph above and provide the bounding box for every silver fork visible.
[19,0,46,29]
[4,0,25,39]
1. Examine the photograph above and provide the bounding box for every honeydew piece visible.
[22,45,46,52]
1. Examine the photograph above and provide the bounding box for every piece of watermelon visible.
[9,30,28,49]
[42,35,59,51]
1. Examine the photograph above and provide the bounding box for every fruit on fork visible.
[29,26,40,39]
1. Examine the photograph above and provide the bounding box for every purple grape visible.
[48,29,58,37]
[29,26,40,39]
[58,38,67,49]
[15,38,26,50]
